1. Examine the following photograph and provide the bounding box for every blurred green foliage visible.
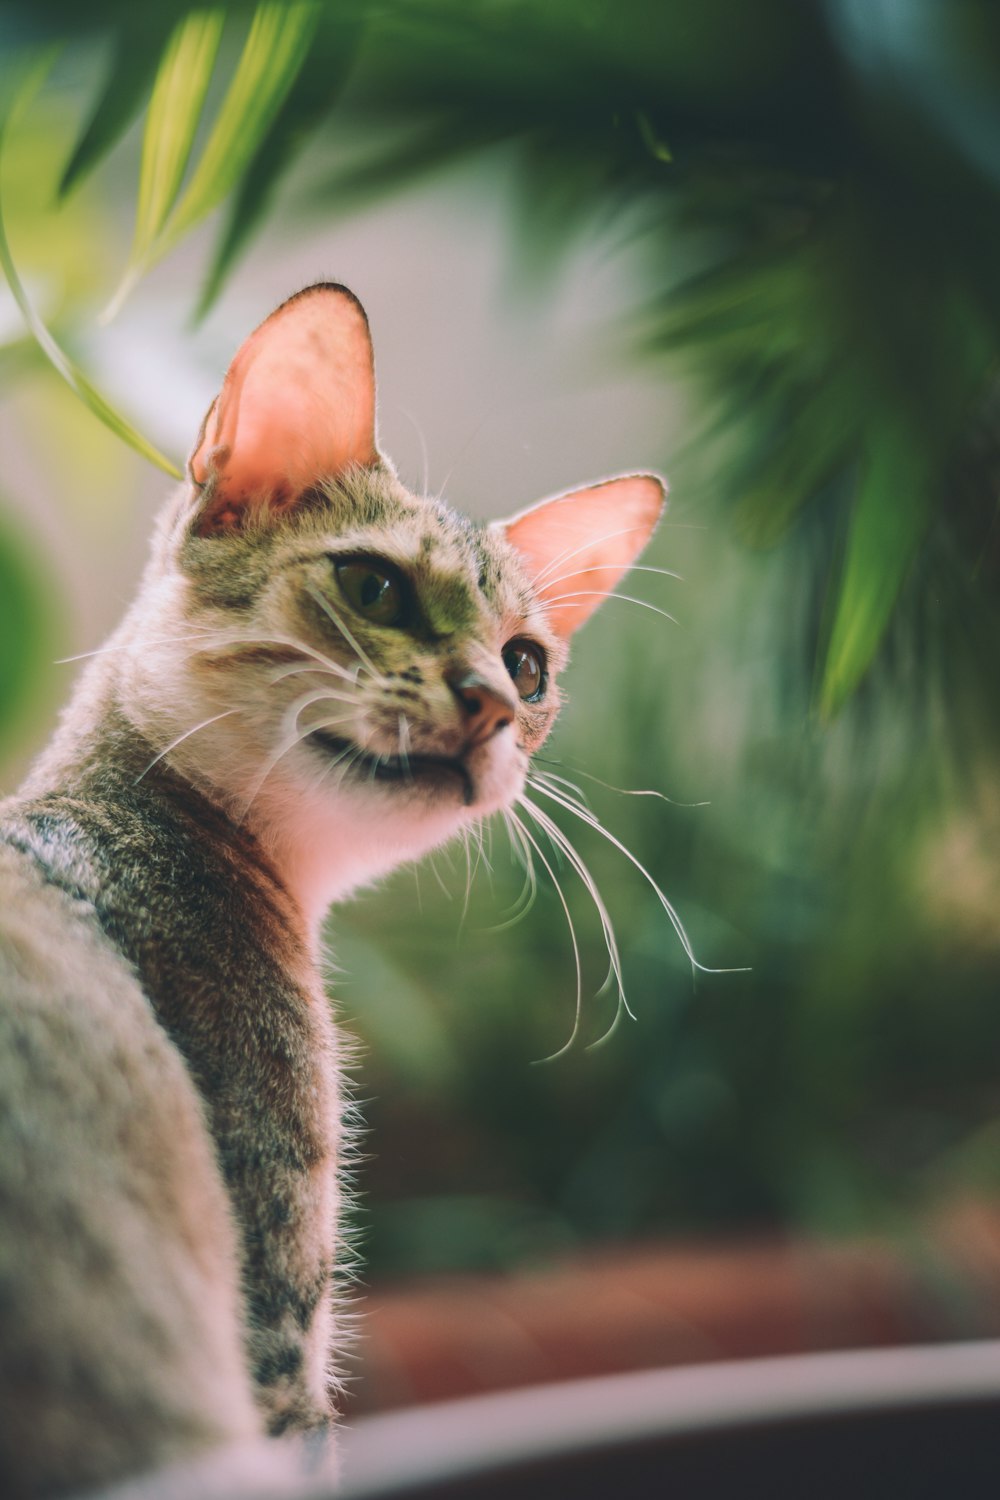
[336,505,1000,1276]
[3,0,999,705]
[0,507,57,759]
[2,0,1000,1279]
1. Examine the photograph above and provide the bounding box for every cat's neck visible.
[16,652,417,947]
[16,668,309,944]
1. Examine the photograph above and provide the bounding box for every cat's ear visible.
[188,283,378,536]
[496,473,666,637]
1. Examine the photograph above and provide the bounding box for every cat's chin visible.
[307,731,475,806]
[305,730,526,818]
[243,730,527,932]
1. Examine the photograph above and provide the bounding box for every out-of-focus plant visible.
[101,3,334,320]
[3,0,1000,715]
[0,506,56,760]
[0,56,183,475]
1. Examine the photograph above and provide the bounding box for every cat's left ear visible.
[496,473,666,637]
[188,283,378,536]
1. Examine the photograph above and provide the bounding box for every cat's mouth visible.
[308,731,473,804]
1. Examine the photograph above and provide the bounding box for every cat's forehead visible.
[311,469,539,625]
[331,474,477,568]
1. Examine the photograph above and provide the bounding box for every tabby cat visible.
[0,284,664,1497]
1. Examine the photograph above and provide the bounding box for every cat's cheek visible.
[463,736,529,816]
[515,707,559,757]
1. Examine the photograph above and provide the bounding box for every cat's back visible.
[0,819,260,1498]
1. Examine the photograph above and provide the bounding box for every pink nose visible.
[449,672,515,745]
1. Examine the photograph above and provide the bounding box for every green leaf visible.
[0,229,184,478]
[103,7,225,319]
[0,62,183,479]
[818,417,932,717]
[159,1,321,260]
[58,11,176,199]
[317,111,515,214]
[732,376,856,548]
[0,506,55,759]
[196,13,360,320]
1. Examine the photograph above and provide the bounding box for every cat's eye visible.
[335,558,405,627]
[502,639,546,702]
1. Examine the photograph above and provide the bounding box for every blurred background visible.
[2,0,1000,1411]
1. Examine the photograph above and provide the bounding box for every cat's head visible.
[127,285,663,926]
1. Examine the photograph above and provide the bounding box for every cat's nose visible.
[448,671,516,745]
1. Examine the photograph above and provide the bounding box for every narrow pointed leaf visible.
[134,8,225,256]
[0,232,182,476]
[0,80,182,478]
[818,418,931,717]
[103,8,224,319]
[158,1,321,262]
[58,12,175,199]
[196,16,360,320]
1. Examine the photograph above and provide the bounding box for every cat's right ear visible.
[496,473,667,638]
[188,283,378,537]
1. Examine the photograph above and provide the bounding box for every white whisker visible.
[535,756,710,809]
[237,709,353,823]
[133,708,242,785]
[305,585,381,679]
[203,629,363,682]
[539,590,678,626]
[485,813,537,931]
[540,562,683,592]
[310,741,367,804]
[456,823,489,928]
[530,526,647,590]
[56,628,225,665]
[434,407,495,501]
[530,769,592,813]
[468,819,491,881]
[277,687,356,741]
[458,828,475,933]
[506,807,583,1064]
[427,848,454,901]
[526,775,747,976]
[518,793,629,1037]
[266,658,360,688]
[116,625,368,686]
[397,404,432,498]
[397,714,411,774]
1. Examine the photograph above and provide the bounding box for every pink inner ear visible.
[190,284,377,531]
[501,474,666,637]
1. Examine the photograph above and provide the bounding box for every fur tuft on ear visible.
[496,473,667,637]
[189,283,378,536]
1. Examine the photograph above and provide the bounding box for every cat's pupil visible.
[361,575,384,607]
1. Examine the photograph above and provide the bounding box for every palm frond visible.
[196,8,359,319]
[159,2,321,260]
[58,10,177,198]
[0,55,182,477]
[8,0,1000,706]
[103,8,225,321]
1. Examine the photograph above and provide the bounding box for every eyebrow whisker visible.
[305,585,383,680]
[538,590,678,626]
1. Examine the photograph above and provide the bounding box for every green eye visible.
[335,559,405,627]
[502,639,546,702]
